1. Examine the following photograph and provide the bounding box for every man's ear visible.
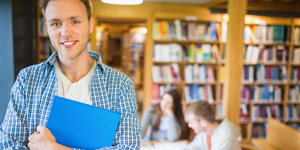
[200,120,207,127]
[45,21,48,30]
[45,20,49,35]
[89,17,94,34]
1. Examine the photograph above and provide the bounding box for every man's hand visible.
[28,125,71,150]
[28,125,57,150]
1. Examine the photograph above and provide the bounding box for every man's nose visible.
[61,23,72,36]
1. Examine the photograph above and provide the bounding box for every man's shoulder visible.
[17,62,52,79]
[214,118,240,138]
[101,64,132,83]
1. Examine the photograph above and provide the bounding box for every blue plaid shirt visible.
[0,51,141,150]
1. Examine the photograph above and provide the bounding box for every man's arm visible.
[0,72,29,149]
[211,132,241,150]
[183,132,206,150]
[28,125,71,150]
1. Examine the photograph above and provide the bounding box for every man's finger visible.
[28,141,36,150]
[36,125,46,133]
[28,132,37,141]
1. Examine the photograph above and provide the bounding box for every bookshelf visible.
[222,15,300,140]
[144,12,300,142]
[120,27,147,109]
[127,27,146,86]
[146,11,226,141]
[95,26,108,64]
[36,7,53,63]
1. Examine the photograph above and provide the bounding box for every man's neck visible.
[57,52,95,83]
[205,122,219,136]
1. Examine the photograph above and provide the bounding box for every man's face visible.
[187,113,205,134]
[45,0,94,61]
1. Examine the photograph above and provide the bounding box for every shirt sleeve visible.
[183,132,206,150]
[98,77,141,150]
[211,132,241,150]
[0,71,29,149]
[166,114,182,142]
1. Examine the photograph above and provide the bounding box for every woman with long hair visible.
[141,89,187,141]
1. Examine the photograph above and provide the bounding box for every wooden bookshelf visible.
[240,16,300,140]
[154,40,221,44]
[126,27,146,86]
[95,26,108,64]
[143,12,300,142]
[37,7,49,64]
[145,12,228,141]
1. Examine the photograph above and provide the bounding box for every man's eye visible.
[73,21,79,24]
[52,23,60,27]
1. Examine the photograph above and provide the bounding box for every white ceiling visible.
[143,0,215,5]
[92,0,217,6]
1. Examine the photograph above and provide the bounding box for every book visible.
[46,96,121,149]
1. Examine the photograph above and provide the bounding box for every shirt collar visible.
[46,51,106,74]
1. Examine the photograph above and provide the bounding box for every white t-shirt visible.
[54,61,96,105]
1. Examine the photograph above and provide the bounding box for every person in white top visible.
[183,101,241,150]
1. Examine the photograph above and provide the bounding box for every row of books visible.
[242,65,287,83]
[252,85,283,102]
[153,44,297,64]
[244,45,288,64]
[244,25,289,44]
[292,48,300,64]
[240,104,250,121]
[217,104,250,121]
[152,64,181,82]
[187,44,221,62]
[151,84,177,103]
[130,43,144,52]
[288,123,300,131]
[252,105,282,121]
[96,30,103,41]
[286,104,300,121]
[153,20,220,41]
[293,27,300,44]
[153,44,184,62]
[290,67,300,83]
[252,124,267,139]
[130,62,136,69]
[184,85,214,103]
[289,86,300,102]
[39,39,54,58]
[241,85,282,103]
[39,18,47,36]
[185,64,215,83]
[122,34,128,49]
[130,52,142,61]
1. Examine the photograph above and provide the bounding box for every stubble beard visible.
[51,30,90,60]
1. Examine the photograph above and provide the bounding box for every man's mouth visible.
[61,40,78,48]
[62,41,76,45]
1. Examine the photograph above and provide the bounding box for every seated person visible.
[141,89,187,141]
[184,100,241,150]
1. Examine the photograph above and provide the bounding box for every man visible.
[184,101,241,150]
[0,0,141,149]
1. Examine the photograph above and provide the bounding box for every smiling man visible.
[0,0,141,149]
[183,101,241,150]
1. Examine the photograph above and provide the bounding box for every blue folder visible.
[46,96,121,149]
